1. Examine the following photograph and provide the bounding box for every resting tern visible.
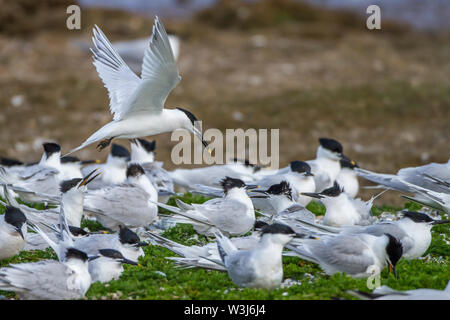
[89,248,138,283]
[302,182,375,227]
[348,281,450,300]
[306,138,351,192]
[83,164,158,230]
[254,181,316,224]
[249,161,316,211]
[0,247,95,300]
[60,156,98,181]
[336,158,359,198]
[81,144,130,189]
[294,211,450,260]
[216,223,297,289]
[66,16,207,155]
[155,177,262,236]
[0,206,27,260]
[286,233,403,278]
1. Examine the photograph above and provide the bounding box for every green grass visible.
[0,196,449,300]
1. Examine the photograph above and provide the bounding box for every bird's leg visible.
[96,138,113,151]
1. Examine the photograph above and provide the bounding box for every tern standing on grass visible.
[66,16,207,156]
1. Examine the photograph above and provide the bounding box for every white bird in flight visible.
[66,16,207,156]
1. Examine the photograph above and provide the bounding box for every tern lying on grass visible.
[66,16,207,156]
[154,177,263,237]
[290,210,450,260]
[0,247,94,300]
[285,233,403,278]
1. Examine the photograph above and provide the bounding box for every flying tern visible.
[66,16,207,156]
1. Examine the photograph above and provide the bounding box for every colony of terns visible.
[0,17,449,300]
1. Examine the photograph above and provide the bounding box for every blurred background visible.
[0,0,449,205]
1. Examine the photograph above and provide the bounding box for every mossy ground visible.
[0,195,448,300]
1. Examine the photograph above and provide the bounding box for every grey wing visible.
[277,204,315,223]
[142,162,174,192]
[399,163,450,194]
[226,252,256,286]
[0,261,83,300]
[73,234,117,255]
[355,168,412,192]
[193,200,250,234]
[84,186,154,226]
[190,184,224,198]
[309,236,374,275]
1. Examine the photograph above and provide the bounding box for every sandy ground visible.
[0,2,449,205]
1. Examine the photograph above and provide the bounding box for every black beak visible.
[250,195,269,199]
[245,185,259,190]
[78,169,101,188]
[135,241,149,247]
[249,189,269,198]
[304,172,314,177]
[432,219,450,225]
[388,262,398,279]
[301,192,324,199]
[121,258,138,266]
[88,255,100,261]
[340,153,350,161]
[15,227,24,240]
[81,159,101,165]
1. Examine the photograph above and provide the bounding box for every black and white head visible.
[68,226,89,237]
[126,163,145,179]
[130,139,156,163]
[317,138,346,161]
[64,248,92,263]
[4,206,26,240]
[220,176,247,195]
[42,142,61,159]
[340,157,358,170]
[118,226,149,248]
[176,107,208,147]
[290,161,314,177]
[60,170,100,193]
[110,144,131,162]
[260,223,297,245]
[384,234,403,279]
[266,181,293,201]
[301,182,343,200]
[98,249,138,266]
[401,211,450,226]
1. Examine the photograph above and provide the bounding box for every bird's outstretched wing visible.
[91,17,180,121]
[91,25,141,121]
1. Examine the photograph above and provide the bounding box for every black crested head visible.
[111,144,130,160]
[176,107,199,126]
[61,156,80,164]
[4,206,27,229]
[137,139,156,153]
[290,161,312,174]
[340,157,358,169]
[119,226,140,245]
[60,178,83,193]
[0,157,23,167]
[261,223,295,236]
[220,176,246,194]
[126,163,145,178]
[385,233,403,267]
[254,220,268,230]
[402,211,434,223]
[319,138,343,154]
[65,248,88,262]
[321,182,343,197]
[99,248,125,260]
[267,181,292,201]
[43,142,61,157]
[68,226,88,237]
